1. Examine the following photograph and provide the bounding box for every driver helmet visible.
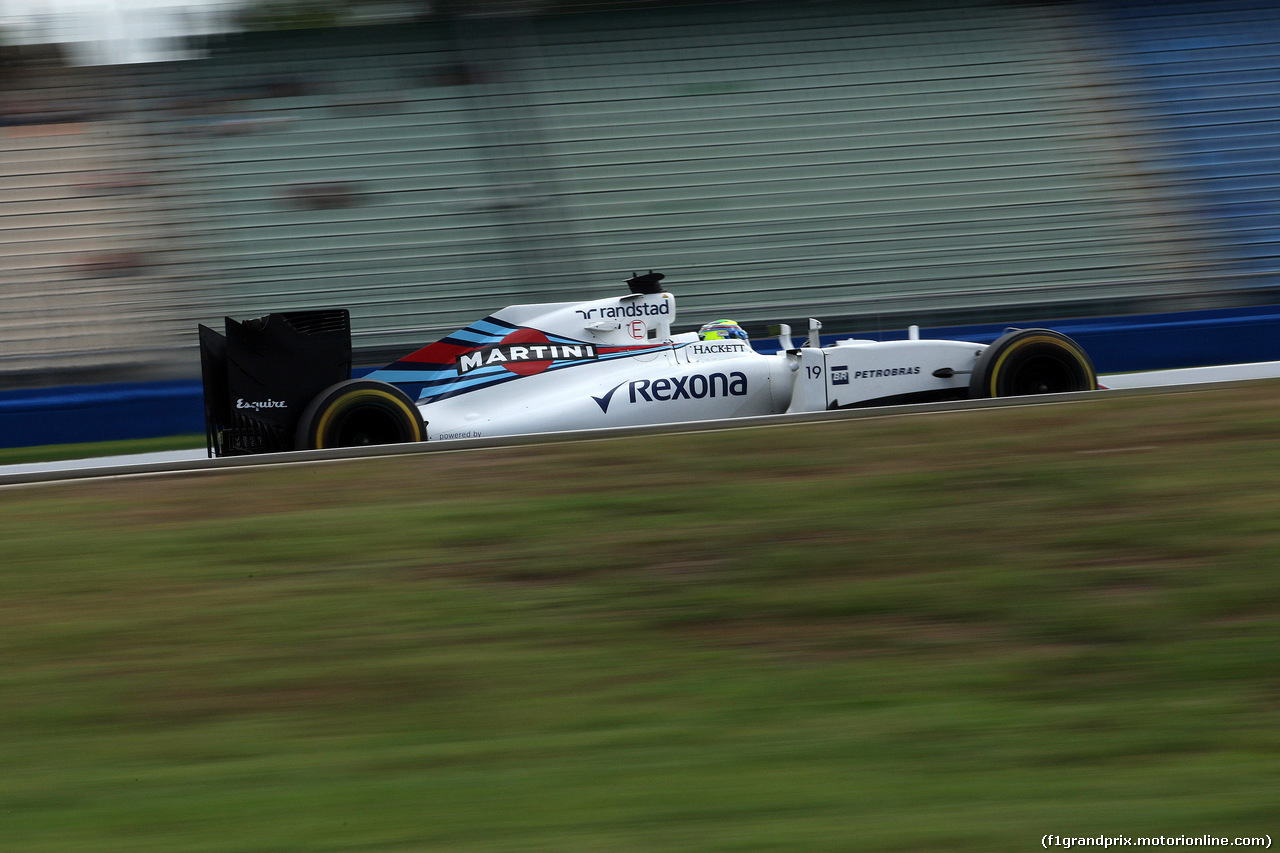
[698,319,748,342]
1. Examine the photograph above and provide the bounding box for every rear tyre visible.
[969,329,1097,399]
[295,379,425,450]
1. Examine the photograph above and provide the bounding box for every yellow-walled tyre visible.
[969,329,1097,399]
[295,379,425,450]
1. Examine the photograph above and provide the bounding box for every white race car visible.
[199,272,1097,456]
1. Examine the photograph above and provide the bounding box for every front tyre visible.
[295,379,425,450]
[969,329,1097,399]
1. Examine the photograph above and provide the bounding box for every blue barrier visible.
[831,304,1280,374]
[3,304,1280,450]
[0,380,206,449]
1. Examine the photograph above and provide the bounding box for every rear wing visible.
[198,310,351,457]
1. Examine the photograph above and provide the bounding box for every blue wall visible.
[0,380,205,449]
[859,305,1280,375]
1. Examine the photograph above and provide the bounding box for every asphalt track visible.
[3,361,1279,489]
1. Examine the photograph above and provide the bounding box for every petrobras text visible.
[852,367,921,379]
[457,342,598,375]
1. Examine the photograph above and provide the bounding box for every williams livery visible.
[199,271,1097,456]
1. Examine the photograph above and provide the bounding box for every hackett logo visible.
[457,342,598,375]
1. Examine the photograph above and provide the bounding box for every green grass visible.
[0,434,204,466]
[2,387,1278,851]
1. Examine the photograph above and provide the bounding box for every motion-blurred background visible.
[3,0,1279,389]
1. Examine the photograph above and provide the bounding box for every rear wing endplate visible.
[199,310,351,457]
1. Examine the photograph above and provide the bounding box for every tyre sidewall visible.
[970,329,1097,398]
[295,379,425,450]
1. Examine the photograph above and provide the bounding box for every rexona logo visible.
[592,371,748,413]
[458,328,597,376]
[236,398,288,412]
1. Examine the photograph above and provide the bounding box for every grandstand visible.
[1,0,1276,385]
[0,60,181,383]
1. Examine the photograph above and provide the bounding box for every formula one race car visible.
[199,271,1097,456]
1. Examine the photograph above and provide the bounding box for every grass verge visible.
[1,386,1278,851]
[0,434,204,466]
